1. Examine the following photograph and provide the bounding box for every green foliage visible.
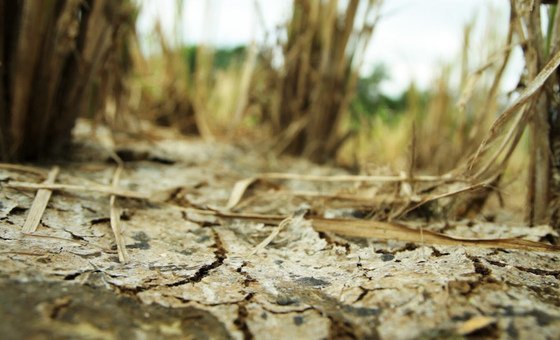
[181,45,246,75]
[214,46,246,69]
[350,64,427,128]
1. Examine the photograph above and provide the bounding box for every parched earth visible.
[1,122,559,339]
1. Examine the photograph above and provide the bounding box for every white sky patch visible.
[136,0,524,97]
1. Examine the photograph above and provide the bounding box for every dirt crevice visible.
[354,286,369,303]
[374,243,419,256]
[467,255,493,277]
[317,231,351,254]
[63,271,87,281]
[172,293,255,307]
[167,229,227,286]
[514,266,560,279]
[327,316,359,340]
[260,305,314,315]
[236,261,257,287]
[233,293,255,340]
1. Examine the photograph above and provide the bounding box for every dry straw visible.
[22,166,59,234]
[6,170,557,252]
[0,0,135,161]
[466,0,560,227]
[269,0,383,163]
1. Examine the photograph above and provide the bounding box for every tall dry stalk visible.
[412,9,516,176]
[0,0,135,161]
[467,0,560,228]
[271,0,382,163]
[515,0,560,226]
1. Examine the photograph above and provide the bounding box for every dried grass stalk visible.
[468,0,560,227]
[110,164,128,263]
[246,213,296,257]
[0,0,135,161]
[22,166,59,234]
[183,208,559,252]
[270,0,383,163]
[5,181,149,199]
[412,9,514,175]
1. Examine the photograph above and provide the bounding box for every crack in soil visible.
[467,255,493,276]
[172,293,254,307]
[354,286,369,303]
[236,261,257,287]
[452,255,501,296]
[166,229,227,287]
[486,259,507,267]
[260,305,314,315]
[63,271,86,281]
[374,243,419,256]
[233,293,254,340]
[48,296,72,319]
[514,266,560,279]
[317,231,350,254]
[327,315,358,339]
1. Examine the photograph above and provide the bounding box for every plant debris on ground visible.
[0,121,559,338]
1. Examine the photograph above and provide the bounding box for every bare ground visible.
[1,121,559,339]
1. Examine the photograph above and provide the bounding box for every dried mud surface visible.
[1,123,559,339]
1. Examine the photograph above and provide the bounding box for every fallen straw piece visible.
[0,163,48,176]
[181,208,559,252]
[225,172,461,210]
[226,177,258,210]
[311,218,559,252]
[8,173,558,252]
[110,165,128,263]
[22,166,60,234]
[247,215,292,257]
[259,172,456,183]
[5,181,149,199]
[246,208,308,257]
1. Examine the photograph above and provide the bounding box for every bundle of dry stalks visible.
[466,0,560,227]
[360,1,560,223]
[0,0,135,161]
[269,0,382,163]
